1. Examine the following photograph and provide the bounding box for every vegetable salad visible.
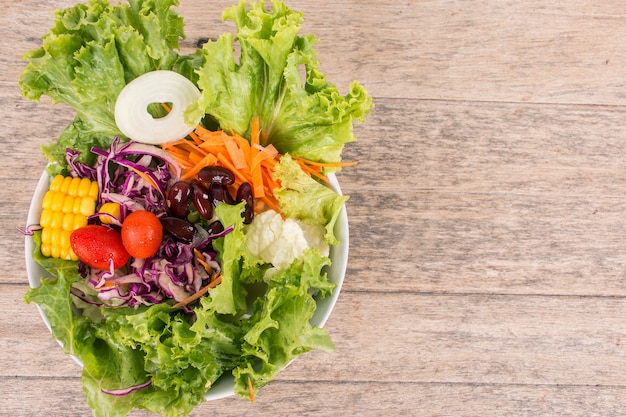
[20,0,372,416]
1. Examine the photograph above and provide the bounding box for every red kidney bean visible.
[191,180,213,220]
[198,166,235,186]
[168,181,191,218]
[210,183,234,206]
[236,182,254,224]
[161,217,196,242]
[207,220,224,236]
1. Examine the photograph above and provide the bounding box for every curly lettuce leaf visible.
[80,335,147,417]
[208,202,250,315]
[19,0,188,169]
[274,154,348,245]
[185,0,373,165]
[232,248,335,396]
[24,232,88,355]
[90,302,243,417]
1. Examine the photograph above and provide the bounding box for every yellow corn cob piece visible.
[39,175,99,261]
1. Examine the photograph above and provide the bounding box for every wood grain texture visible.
[2,0,626,416]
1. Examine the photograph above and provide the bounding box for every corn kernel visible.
[99,202,121,224]
[40,209,52,228]
[51,191,65,212]
[41,244,52,257]
[41,227,52,244]
[88,182,99,200]
[50,246,61,259]
[74,214,88,229]
[60,247,73,261]
[62,213,75,232]
[60,230,71,249]
[49,175,64,191]
[78,178,92,197]
[42,190,55,210]
[50,211,64,229]
[80,197,96,216]
[60,176,73,194]
[50,228,62,248]
[61,196,75,214]
[73,197,83,214]
[67,177,81,197]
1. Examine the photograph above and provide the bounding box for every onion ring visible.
[114,70,202,145]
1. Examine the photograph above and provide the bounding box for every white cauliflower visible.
[245,210,329,270]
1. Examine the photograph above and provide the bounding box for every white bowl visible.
[25,170,348,401]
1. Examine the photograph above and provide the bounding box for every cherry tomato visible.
[121,210,163,259]
[70,225,130,270]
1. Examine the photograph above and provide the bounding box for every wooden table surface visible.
[2,1,626,416]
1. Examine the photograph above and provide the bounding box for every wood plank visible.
[344,191,626,296]
[340,99,626,197]
[2,377,626,417]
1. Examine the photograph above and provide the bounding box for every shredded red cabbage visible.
[101,380,152,397]
[65,139,230,309]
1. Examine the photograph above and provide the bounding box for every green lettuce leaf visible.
[207,202,250,315]
[232,248,335,396]
[24,232,88,355]
[274,154,348,245]
[185,0,373,164]
[80,333,147,417]
[88,302,243,417]
[19,0,188,169]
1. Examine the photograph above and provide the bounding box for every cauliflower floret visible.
[246,210,329,270]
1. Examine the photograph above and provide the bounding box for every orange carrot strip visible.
[223,135,248,170]
[187,151,206,166]
[172,275,222,309]
[217,153,249,185]
[182,154,219,181]
[167,152,192,170]
[251,144,278,168]
[233,133,252,164]
[188,130,203,146]
[260,195,281,213]
[127,165,160,190]
[247,377,256,403]
[251,166,265,198]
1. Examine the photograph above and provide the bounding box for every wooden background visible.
[2,0,626,416]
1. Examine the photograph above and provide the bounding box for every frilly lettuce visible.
[275,154,348,245]
[185,0,373,165]
[19,0,191,170]
[233,248,335,397]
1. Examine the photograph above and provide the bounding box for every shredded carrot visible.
[161,117,283,214]
[247,377,256,403]
[98,281,117,289]
[160,116,358,216]
[127,165,160,190]
[291,156,358,184]
[194,248,215,274]
[172,275,222,309]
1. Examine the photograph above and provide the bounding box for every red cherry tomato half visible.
[121,210,163,259]
[70,225,130,270]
